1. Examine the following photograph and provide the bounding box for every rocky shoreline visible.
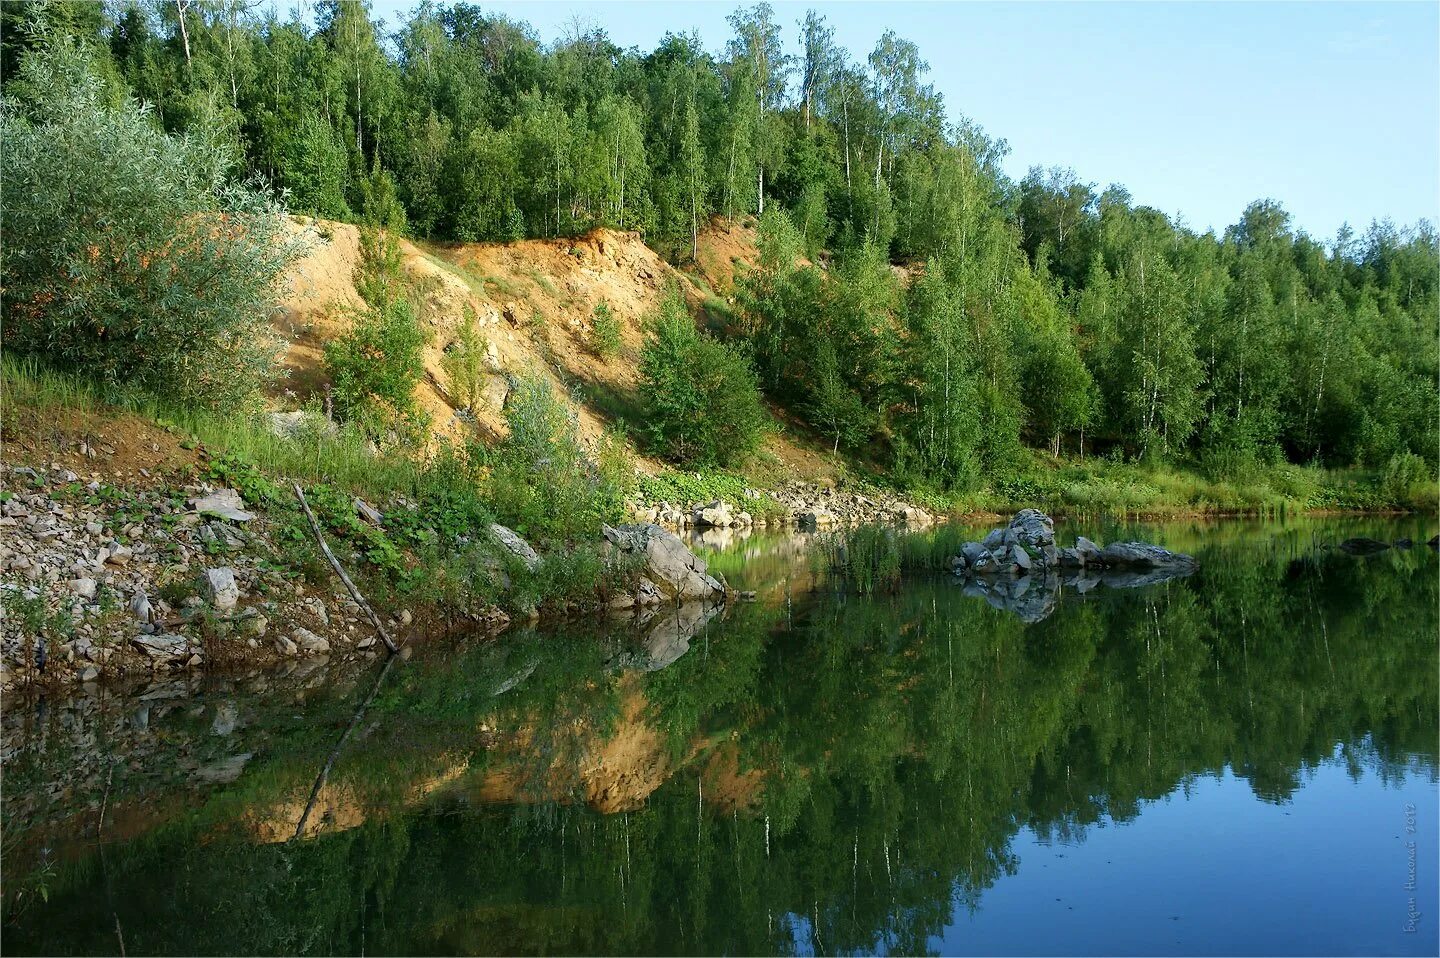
[631,479,938,532]
[0,464,449,693]
[0,460,775,693]
[948,509,1199,623]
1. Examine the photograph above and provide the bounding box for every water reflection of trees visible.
[5,536,1436,955]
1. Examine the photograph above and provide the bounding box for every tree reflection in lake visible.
[3,519,1435,956]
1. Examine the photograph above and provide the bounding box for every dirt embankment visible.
[271,216,849,481]
[274,218,697,457]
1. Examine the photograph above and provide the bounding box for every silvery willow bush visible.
[1,41,302,409]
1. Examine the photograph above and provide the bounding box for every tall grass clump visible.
[812,525,902,595]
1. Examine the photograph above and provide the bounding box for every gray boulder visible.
[489,523,541,571]
[960,541,989,566]
[1008,509,1055,548]
[1075,536,1105,566]
[292,627,329,655]
[200,567,240,610]
[603,524,724,601]
[131,633,189,662]
[191,489,254,522]
[693,501,735,528]
[1100,542,1198,570]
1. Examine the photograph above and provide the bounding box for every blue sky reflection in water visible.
[933,756,1438,956]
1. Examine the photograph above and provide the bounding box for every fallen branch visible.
[292,483,399,655]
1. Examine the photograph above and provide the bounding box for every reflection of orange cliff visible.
[251,676,767,843]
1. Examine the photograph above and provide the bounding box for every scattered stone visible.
[131,633,189,661]
[693,501,736,528]
[797,509,838,529]
[292,627,329,655]
[69,577,97,599]
[130,590,153,624]
[190,489,254,522]
[200,567,240,610]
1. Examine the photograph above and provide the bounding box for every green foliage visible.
[0,41,300,410]
[441,308,488,413]
[324,298,428,440]
[588,300,622,359]
[486,376,631,542]
[325,229,429,440]
[1381,453,1435,506]
[638,291,767,468]
[1,5,1434,500]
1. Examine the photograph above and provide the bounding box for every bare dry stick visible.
[291,483,399,654]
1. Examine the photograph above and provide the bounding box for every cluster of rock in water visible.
[1336,534,1439,555]
[949,509,1199,623]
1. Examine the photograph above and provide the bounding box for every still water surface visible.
[3,516,1436,956]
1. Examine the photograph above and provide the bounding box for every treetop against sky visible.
[365,0,1439,241]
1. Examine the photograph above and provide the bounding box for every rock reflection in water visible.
[608,601,723,672]
[958,565,1197,623]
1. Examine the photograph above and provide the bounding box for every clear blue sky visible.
[367,0,1439,241]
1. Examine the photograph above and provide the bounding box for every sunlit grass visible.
[3,354,427,496]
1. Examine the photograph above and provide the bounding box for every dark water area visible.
[3,516,1437,956]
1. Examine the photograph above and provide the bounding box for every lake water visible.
[4,516,1436,956]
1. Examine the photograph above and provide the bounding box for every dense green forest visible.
[2,0,1436,493]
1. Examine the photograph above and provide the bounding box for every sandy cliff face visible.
[271,219,703,455]
[268,217,839,480]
